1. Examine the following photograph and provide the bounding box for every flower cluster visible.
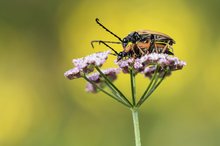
[64,51,186,94]
[73,50,110,71]
[64,51,110,79]
[64,51,122,93]
[64,67,81,80]
[116,53,186,78]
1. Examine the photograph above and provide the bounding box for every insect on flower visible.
[64,50,186,146]
[91,18,176,61]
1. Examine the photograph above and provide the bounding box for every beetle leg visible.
[161,40,170,53]
[150,41,158,53]
[169,45,174,53]
[91,40,121,48]
[154,43,159,53]
[149,34,158,53]
[167,45,174,55]
[131,46,137,58]
[136,44,145,56]
[109,53,117,56]
[94,41,119,56]
[124,43,133,52]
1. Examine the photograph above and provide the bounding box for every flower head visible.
[64,67,81,80]
[142,66,157,78]
[64,50,186,107]
[73,50,110,73]
[116,58,145,74]
[85,68,121,93]
[64,51,111,79]
[116,53,186,77]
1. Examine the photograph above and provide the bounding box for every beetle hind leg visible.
[149,35,160,53]
[161,40,170,53]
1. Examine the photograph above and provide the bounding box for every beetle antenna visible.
[96,18,123,42]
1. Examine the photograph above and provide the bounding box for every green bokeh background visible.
[1,0,220,146]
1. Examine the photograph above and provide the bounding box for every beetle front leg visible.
[91,40,119,56]
[136,45,145,56]
[91,40,121,48]
[154,43,159,53]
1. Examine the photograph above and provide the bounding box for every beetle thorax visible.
[122,31,150,48]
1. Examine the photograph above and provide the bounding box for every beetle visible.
[91,18,175,61]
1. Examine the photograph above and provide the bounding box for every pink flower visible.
[72,51,110,73]
[85,68,121,93]
[142,66,157,78]
[64,51,111,79]
[116,58,134,73]
[115,53,186,77]
[64,67,81,80]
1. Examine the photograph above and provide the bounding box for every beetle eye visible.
[123,38,128,43]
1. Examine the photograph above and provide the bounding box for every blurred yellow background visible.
[0,0,220,146]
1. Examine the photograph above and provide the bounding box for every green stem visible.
[137,65,159,107]
[131,108,141,146]
[143,71,167,100]
[95,66,132,107]
[130,68,136,106]
[83,76,130,108]
[137,70,168,107]
[104,80,130,106]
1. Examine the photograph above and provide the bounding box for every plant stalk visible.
[83,75,130,107]
[130,68,136,106]
[131,108,141,146]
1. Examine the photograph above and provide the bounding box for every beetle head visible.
[117,51,127,61]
